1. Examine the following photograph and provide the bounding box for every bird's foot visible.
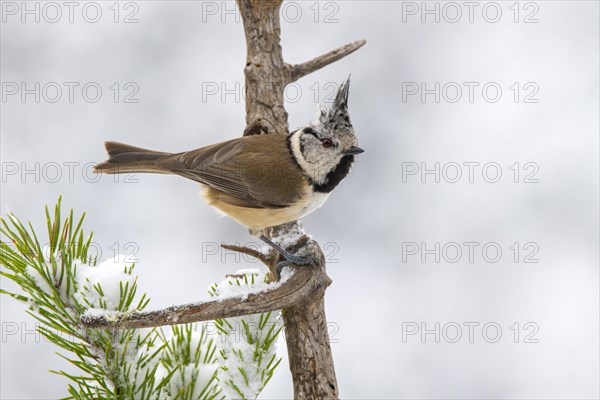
[259,235,317,273]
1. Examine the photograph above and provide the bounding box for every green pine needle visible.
[1,198,222,399]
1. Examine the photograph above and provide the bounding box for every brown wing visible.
[157,135,306,209]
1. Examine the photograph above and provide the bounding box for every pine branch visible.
[0,198,221,399]
[210,271,283,398]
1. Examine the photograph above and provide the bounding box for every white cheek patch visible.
[290,131,328,185]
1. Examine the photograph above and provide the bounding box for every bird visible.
[94,77,363,265]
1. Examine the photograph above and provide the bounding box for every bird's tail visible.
[94,141,172,174]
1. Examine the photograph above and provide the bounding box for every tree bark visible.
[236,2,364,398]
[237,0,289,136]
[284,297,338,399]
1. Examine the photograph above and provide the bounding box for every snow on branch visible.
[80,254,325,330]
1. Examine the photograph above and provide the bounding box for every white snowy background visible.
[1,1,599,398]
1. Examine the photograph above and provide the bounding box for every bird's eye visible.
[321,138,334,148]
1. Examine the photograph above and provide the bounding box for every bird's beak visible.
[343,146,365,155]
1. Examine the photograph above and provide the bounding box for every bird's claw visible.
[260,235,317,273]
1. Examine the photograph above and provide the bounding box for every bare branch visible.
[221,242,280,281]
[220,243,272,265]
[81,263,325,330]
[290,39,367,82]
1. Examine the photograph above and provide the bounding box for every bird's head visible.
[289,77,364,192]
